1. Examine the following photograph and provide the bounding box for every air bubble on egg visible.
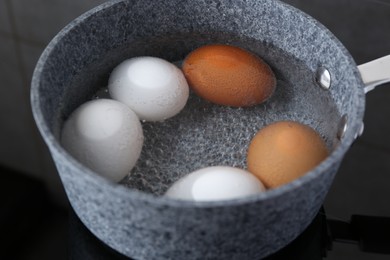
[108,56,189,122]
[61,99,144,182]
[165,166,266,201]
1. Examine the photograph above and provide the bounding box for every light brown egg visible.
[247,121,329,189]
[182,44,276,107]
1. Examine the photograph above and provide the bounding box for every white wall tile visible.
[0,0,11,34]
[11,0,108,45]
[0,35,44,177]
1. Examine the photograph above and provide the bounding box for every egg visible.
[61,99,144,182]
[108,56,189,122]
[165,166,265,201]
[182,44,276,107]
[247,121,329,188]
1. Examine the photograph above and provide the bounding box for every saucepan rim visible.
[31,0,366,208]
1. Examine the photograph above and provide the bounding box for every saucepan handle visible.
[358,55,390,93]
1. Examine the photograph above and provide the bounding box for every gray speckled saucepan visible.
[30,0,390,259]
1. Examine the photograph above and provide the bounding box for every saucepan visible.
[31,0,390,259]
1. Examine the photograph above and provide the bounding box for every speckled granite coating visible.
[31,0,365,259]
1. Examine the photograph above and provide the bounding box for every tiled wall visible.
[0,0,107,200]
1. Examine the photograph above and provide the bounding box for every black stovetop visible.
[2,157,390,259]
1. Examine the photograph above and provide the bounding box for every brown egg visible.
[247,121,329,189]
[182,44,276,107]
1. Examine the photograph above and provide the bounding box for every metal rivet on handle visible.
[316,67,331,90]
[337,114,348,140]
[354,122,365,139]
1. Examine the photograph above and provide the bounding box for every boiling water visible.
[69,33,341,195]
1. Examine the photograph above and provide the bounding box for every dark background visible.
[1,0,389,259]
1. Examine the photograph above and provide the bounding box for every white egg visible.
[165,166,265,201]
[61,99,144,182]
[108,56,189,122]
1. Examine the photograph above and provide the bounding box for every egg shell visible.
[61,99,144,182]
[182,44,276,107]
[165,166,265,201]
[108,56,189,121]
[247,121,329,188]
